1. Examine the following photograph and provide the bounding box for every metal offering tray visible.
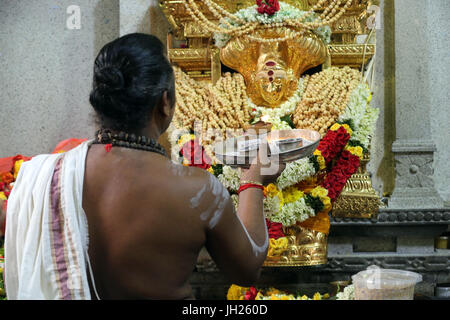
[213,129,321,168]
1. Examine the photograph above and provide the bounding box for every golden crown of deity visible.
[220,27,328,107]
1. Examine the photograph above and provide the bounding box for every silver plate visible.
[213,129,321,168]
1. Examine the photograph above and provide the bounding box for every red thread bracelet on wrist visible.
[238,183,265,195]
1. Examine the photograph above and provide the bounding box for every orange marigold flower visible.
[0,172,14,185]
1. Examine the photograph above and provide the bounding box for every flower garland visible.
[227,284,330,301]
[339,84,379,149]
[217,166,242,193]
[275,157,317,190]
[321,149,361,201]
[214,2,332,48]
[264,183,331,226]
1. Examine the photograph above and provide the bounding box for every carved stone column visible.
[389,0,444,209]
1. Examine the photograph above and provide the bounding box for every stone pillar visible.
[389,0,444,209]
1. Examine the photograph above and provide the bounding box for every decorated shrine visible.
[158,0,379,294]
[157,0,449,300]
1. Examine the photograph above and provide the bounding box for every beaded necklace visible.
[93,129,167,157]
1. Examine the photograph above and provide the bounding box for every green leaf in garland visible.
[211,164,224,177]
[309,155,320,173]
[305,194,324,213]
[280,115,296,129]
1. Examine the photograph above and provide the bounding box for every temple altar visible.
[154,0,450,299]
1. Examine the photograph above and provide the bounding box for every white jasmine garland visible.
[265,196,315,226]
[218,166,242,192]
[264,195,282,216]
[276,157,316,190]
[214,2,332,48]
[338,84,371,130]
[339,83,380,149]
[351,107,379,149]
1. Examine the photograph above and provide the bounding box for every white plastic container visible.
[352,266,422,300]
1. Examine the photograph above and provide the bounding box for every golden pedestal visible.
[332,153,380,219]
[264,226,328,267]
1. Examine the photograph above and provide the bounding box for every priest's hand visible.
[241,142,285,185]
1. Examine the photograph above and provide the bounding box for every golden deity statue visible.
[220,28,328,107]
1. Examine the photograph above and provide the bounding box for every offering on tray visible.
[213,129,320,168]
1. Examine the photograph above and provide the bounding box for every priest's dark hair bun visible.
[90,33,175,131]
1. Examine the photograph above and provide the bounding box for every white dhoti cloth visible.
[4,141,99,300]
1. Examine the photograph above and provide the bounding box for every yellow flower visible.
[227,284,248,300]
[301,295,309,300]
[282,186,304,203]
[316,154,326,170]
[330,123,341,131]
[345,146,364,159]
[267,237,289,257]
[323,293,330,299]
[14,159,24,179]
[341,124,353,136]
[322,196,332,212]
[0,192,6,201]
[206,167,214,175]
[265,183,280,198]
[311,186,328,199]
[313,149,326,170]
[177,134,195,147]
[313,292,322,300]
[281,295,294,300]
[270,294,281,300]
[330,123,353,135]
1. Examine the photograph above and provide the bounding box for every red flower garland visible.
[316,126,351,164]
[180,138,212,170]
[256,0,280,16]
[266,219,285,239]
[321,150,360,201]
